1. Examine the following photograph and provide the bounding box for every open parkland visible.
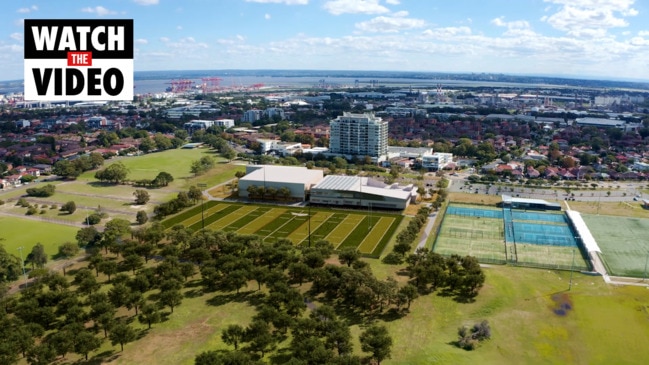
[1,150,649,364]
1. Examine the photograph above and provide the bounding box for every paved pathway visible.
[416,211,438,250]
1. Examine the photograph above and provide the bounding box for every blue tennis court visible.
[512,221,577,247]
[446,205,503,219]
[512,211,566,223]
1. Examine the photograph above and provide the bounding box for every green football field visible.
[162,201,403,256]
[582,214,649,277]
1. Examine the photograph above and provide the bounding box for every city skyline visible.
[1,0,649,82]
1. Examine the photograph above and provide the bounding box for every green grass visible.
[0,216,78,258]
[582,214,649,277]
[107,263,649,365]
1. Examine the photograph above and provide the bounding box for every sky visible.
[2,0,649,82]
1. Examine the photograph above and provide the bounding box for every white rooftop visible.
[312,175,414,200]
[241,165,323,185]
[565,210,601,253]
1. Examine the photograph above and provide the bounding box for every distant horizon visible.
[2,1,649,82]
[2,68,649,87]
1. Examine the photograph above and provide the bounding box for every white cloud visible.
[81,6,117,16]
[324,0,389,15]
[422,26,472,38]
[17,5,38,13]
[245,0,308,4]
[133,0,159,5]
[542,0,638,37]
[135,38,148,44]
[386,0,400,4]
[356,13,426,33]
[160,37,170,42]
[639,31,649,37]
[265,13,271,20]
[10,33,22,41]
[177,25,183,30]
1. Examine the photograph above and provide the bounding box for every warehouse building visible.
[238,165,324,201]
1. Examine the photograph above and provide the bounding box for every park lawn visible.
[372,263,649,365]
[103,262,649,365]
[448,192,503,206]
[0,216,78,258]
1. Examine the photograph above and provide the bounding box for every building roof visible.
[501,194,562,208]
[312,175,414,200]
[241,165,323,185]
[565,210,601,253]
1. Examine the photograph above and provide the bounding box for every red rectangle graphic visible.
[67,52,92,66]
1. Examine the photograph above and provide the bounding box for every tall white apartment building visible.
[329,112,388,161]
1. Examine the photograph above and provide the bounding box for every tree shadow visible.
[85,350,118,365]
[206,290,265,308]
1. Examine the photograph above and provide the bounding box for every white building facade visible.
[422,153,454,170]
[329,112,388,162]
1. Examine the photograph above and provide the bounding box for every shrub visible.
[136,210,149,225]
[40,209,47,215]
[17,198,29,207]
[26,206,38,215]
[381,252,404,265]
[457,320,491,350]
[86,213,102,225]
[26,184,56,197]
[0,200,4,205]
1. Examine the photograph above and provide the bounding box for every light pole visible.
[569,249,575,291]
[17,246,27,285]
[308,203,311,247]
[642,252,649,281]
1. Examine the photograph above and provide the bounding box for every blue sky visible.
[3,0,649,81]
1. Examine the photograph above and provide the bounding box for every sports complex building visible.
[238,165,323,201]
[238,166,416,209]
[310,175,417,210]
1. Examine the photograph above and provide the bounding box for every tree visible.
[108,283,131,309]
[76,226,101,247]
[58,241,79,259]
[49,329,75,359]
[26,184,56,197]
[98,260,118,282]
[95,162,129,184]
[0,245,22,282]
[27,243,47,269]
[188,185,203,203]
[153,171,174,187]
[245,320,275,357]
[26,343,56,365]
[338,248,361,267]
[109,323,136,352]
[123,254,144,274]
[73,330,101,361]
[359,325,392,365]
[133,190,150,205]
[398,284,419,309]
[138,137,156,153]
[60,201,76,214]
[222,324,245,350]
[136,210,149,225]
[138,303,161,329]
[158,289,182,313]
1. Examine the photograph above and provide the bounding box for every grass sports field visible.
[162,201,402,256]
[582,214,649,277]
[434,204,589,270]
[0,216,78,258]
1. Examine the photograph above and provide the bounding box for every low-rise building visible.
[310,175,416,210]
[238,165,324,201]
[421,153,453,170]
